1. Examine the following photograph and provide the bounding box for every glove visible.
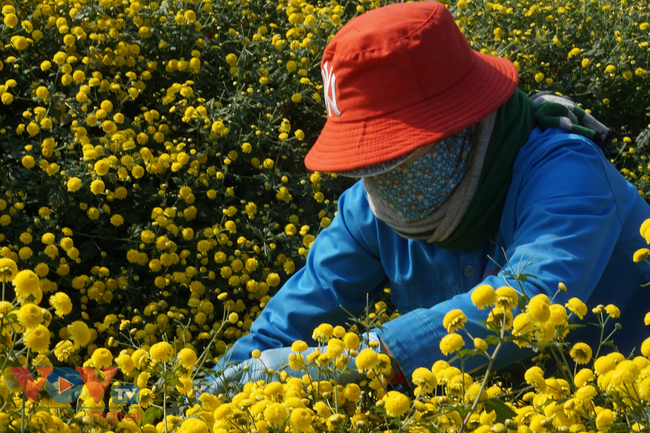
[204,332,382,395]
[201,346,241,396]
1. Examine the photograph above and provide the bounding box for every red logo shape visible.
[10,367,53,402]
[76,367,118,403]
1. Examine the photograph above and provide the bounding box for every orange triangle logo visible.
[59,376,74,393]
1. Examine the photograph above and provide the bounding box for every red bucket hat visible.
[304,1,518,173]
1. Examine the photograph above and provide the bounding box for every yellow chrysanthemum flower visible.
[574,368,595,388]
[594,353,620,376]
[177,348,197,369]
[68,320,91,346]
[640,218,650,242]
[327,338,344,357]
[595,409,615,431]
[634,248,650,262]
[548,304,567,325]
[570,342,593,365]
[609,360,639,390]
[487,306,513,330]
[575,384,597,403]
[383,391,411,417]
[110,214,124,226]
[474,337,488,352]
[132,349,150,370]
[66,177,82,192]
[150,341,174,363]
[263,402,287,427]
[175,377,193,395]
[605,304,620,318]
[94,159,109,176]
[266,272,281,287]
[54,340,76,362]
[641,337,650,358]
[0,258,18,282]
[290,407,313,432]
[49,292,72,317]
[343,333,359,350]
[24,324,50,353]
[13,269,40,297]
[439,333,465,356]
[92,348,113,368]
[0,301,11,315]
[18,303,43,328]
[566,298,588,319]
[412,368,437,393]
[90,179,105,195]
[3,13,18,27]
[355,348,379,371]
[524,366,546,392]
[344,383,361,401]
[179,418,208,433]
[495,286,518,309]
[526,293,551,323]
[116,353,135,375]
[471,284,496,310]
[442,309,467,333]
[35,86,48,100]
[311,323,333,342]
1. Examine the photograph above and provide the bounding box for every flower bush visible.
[6,252,650,433]
[0,0,354,360]
[2,0,650,430]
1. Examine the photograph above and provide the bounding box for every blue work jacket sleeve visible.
[375,130,623,380]
[229,186,390,362]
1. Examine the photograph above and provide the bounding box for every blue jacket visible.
[231,127,650,380]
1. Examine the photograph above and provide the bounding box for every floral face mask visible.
[361,127,474,223]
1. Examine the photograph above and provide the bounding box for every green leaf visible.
[517,296,529,311]
[484,321,501,334]
[635,129,650,152]
[483,398,517,423]
[509,335,531,345]
[457,348,475,357]
[517,273,538,284]
[143,406,164,425]
[0,357,23,368]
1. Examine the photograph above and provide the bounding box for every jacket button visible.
[463,265,476,279]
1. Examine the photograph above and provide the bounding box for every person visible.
[212,1,650,390]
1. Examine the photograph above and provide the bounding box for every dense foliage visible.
[1,0,650,431]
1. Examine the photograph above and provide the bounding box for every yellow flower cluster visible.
[0,259,74,357]
[0,0,351,367]
[2,0,650,430]
[190,309,650,433]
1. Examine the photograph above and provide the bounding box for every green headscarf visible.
[403,89,614,251]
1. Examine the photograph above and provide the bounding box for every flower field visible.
[1,0,650,430]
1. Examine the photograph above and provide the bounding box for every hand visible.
[220,347,298,387]
[205,333,381,394]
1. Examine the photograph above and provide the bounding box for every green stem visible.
[21,393,25,433]
[593,314,607,361]
[163,362,168,433]
[191,320,223,382]
[459,307,509,433]
[555,343,575,385]
[458,340,503,433]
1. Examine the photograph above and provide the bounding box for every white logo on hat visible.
[321,61,341,117]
